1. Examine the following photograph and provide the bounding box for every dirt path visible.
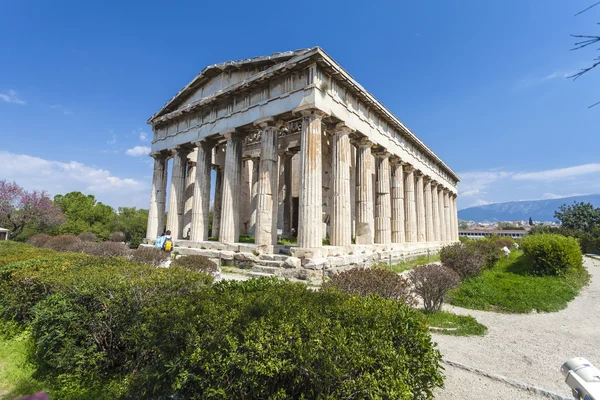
[434,256,600,399]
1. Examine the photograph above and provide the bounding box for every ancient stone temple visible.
[146,47,460,277]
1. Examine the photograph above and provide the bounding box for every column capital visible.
[403,164,415,173]
[333,122,353,135]
[278,148,298,158]
[193,137,218,148]
[389,155,403,165]
[253,116,277,128]
[372,147,391,158]
[150,150,169,160]
[170,145,192,157]
[221,129,244,140]
[352,137,373,148]
[294,106,328,120]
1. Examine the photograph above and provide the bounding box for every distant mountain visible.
[458,194,600,222]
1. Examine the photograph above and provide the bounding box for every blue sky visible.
[1,0,599,210]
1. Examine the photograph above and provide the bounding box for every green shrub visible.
[440,242,486,279]
[129,246,169,267]
[520,233,583,276]
[43,235,81,252]
[171,254,219,275]
[489,234,515,250]
[125,279,442,399]
[0,241,56,267]
[28,234,52,248]
[326,267,416,305]
[410,264,461,313]
[469,239,502,269]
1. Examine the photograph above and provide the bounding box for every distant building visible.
[459,229,527,240]
[0,228,9,241]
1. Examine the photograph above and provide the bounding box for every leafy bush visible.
[489,234,515,249]
[108,231,126,242]
[0,243,444,399]
[171,254,219,276]
[43,235,81,252]
[129,246,169,267]
[440,242,486,279]
[469,239,502,269]
[520,233,583,276]
[326,267,416,305]
[68,241,130,257]
[125,279,441,399]
[77,232,97,242]
[410,264,461,313]
[28,234,52,248]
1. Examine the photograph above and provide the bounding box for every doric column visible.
[190,140,213,242]
[452,194,459,241]
[297,109,326,249]
[390,157,405,244]
[166,147,190,239]
[443,189,451,242]
[220,131,243,244]
[248,157,260,236]
[354,138,374,245]
[255,119,279,252]
[415,171,426,242]
[330,123,352,247]
[240,158,252,235]
[437,186,446,242]
[431,182,440,242]
[374,150,391,244]
[212,166,223,238]
[183,160,195,238]
[404,165,417,243]
[281,151,294,238]
[424,177,434,243]
[146,153,168,239]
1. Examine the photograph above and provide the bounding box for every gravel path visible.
[434,256,600,399]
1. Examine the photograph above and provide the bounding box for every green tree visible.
[458,220,468,230]
[110,207,148,243]
[554,201,600,232]
[528,217,534,226]
[54,192,114,239]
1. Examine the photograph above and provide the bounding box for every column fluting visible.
[415,172,426,242]
[190,140,212,242]
[390,158,405,244]
[166,147,190,239]
[443,190,451,242]
[330,123,352,247]
[404,165,417,243]
[220,131,243,244]
[355,138,374,245]
[255,121,279,252]
[297,109,325,249]
[431,182,440,242]
[146,154,168,239]
[374,150,391,244]
[424,177,434,242]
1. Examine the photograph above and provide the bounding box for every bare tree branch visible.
[575,1,600,16]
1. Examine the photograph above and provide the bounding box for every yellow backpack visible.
[163,238,173,252]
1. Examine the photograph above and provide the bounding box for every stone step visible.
[248,271,277,278]
[257,260,285,268]
[251,265,283,276]
[258,253,288,262]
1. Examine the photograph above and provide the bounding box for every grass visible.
[0,324,45,399]
[422,311,487,336]
[238,235,255,244]
[448,251,590,313]
[277,237,297,246]
[375,253,441,274]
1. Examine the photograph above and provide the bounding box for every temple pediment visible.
[149,49,312,122]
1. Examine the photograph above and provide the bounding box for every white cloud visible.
[542,192,587,200]
[458,170,512,195]
[107,134,117,144]
[512,163,600,181]
[139,131,148,141]
[0,151,148,208]
[0,89,25,105]
[125,146,151,157]
[468,199,492,208]
[460,189,480,197]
